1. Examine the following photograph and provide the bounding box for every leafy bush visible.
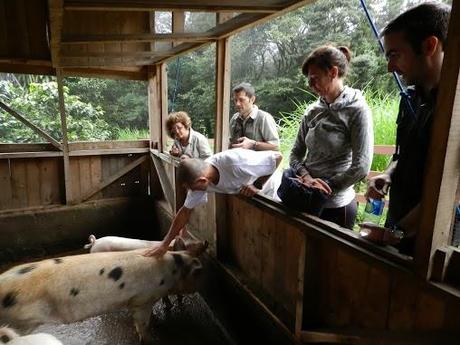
[0,81,111,143]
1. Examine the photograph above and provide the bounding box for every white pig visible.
[84,235,162,253]
[0,238,207,344]
[0,326,63,345]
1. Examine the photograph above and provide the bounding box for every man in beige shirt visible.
[229,82,279,151]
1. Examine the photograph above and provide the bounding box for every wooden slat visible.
[0,152,64,159]
[160,63,169,152]
[68,140,149,151]
[10,160,28,209]
[415,0,460,278]
[150,152,175,211]
[39,158,62,205]
[64,1,281,13]
[25,159,42,207]
[0,160,13,210]
[61,67,147,80]
[61,33,215,44]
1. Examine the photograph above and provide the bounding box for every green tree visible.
[0,80,111,143]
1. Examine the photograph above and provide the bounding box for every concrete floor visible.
[36,294,236,345]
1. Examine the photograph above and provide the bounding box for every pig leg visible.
[131,306,154,345]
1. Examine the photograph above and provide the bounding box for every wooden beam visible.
[0,101,62,150]
[64,1,281,13]
[60,58,165,68]
[61,50,171,58]
[0,63,55,76]
[56,69,72,204]
[48,0,64,67]
[172,11,185,47]
[214,37,231,153]
[415,0,460,278]
[61,33,215,44]
[61,67,147,80]
[151,152,175,212]
[77,155,148,203]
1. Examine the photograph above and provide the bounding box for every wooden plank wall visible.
[0,157,62,210]
[0,142,150,212]
[226,196,305,332]
[224,196,460,341]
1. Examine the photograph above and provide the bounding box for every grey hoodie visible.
[289,86,373,208]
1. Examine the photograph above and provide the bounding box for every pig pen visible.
[0,197,291,345]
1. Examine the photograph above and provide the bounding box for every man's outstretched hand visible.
[143,242,168,258]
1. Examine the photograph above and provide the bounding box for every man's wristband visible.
[252,140,258,150]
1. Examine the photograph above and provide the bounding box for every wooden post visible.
[415,0,460,278]
[214,34,232,261]
[160,63,169,152]
[148,65,162,150]
[214,37,231,153]
[56,68,72,204]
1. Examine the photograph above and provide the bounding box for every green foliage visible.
[0,80,111,143]
[65,78,148,130]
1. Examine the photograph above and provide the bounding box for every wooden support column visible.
[214,37,231,153]
[415,0,460,277]
[148,63,168,151]
[214,32,232,261]
[56,68,72,204]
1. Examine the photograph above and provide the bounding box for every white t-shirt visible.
[183,148,279,209]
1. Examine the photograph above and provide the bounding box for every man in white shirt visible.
[144,148,282,257]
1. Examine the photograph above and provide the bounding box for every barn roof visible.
[0,0,312,80]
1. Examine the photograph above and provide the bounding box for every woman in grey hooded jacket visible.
[280,45,373,229]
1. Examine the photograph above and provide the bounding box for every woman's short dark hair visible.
[301,45,352,78]
[166,111,192,139]
[381,2,451,54]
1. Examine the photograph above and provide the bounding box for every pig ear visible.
[173,237,186,251]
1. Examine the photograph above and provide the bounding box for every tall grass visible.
[116,128,149,140]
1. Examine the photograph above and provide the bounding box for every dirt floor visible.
[35,294,237,345]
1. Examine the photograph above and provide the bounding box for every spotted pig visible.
[0,238,207,344]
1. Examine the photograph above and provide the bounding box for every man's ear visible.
[422,35,440,57]
[250,95,256,103]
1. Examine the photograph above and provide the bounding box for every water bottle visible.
[363,198,385,225]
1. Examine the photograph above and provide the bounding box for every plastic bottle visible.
[363,198,385,225]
